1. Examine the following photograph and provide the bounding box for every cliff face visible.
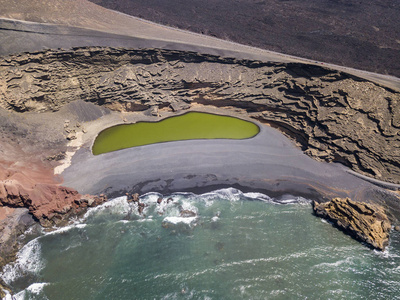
[1,47,399,184]
[313,198,392,251]
[0,162,107,227]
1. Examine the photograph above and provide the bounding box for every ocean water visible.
[1,188,399,300]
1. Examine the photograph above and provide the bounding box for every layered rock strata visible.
[313,198,392,250]
[0,47,399,183]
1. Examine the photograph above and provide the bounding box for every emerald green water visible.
[92,112,259,155]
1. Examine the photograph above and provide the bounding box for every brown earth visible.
[89,0,400,77]
[1,47,399,185]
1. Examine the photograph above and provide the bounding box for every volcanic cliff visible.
[1,47,399,185]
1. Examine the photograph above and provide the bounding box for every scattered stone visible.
[149,106,159,117]
[138,202,146,214]
[127,193,140,203]
[157,196,163,204]
[66,132,77,140]
[395,225,400,231]
[180,210,197,217]
[169,102,190,112]
[313,198,392,251]
[46,153,66,161]
[87,198,95,207]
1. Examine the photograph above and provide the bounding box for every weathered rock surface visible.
[1,47,399,184]
[0,207,36,297]
[0,163,107,227]
[313,198,392,250]
[0,208,34,267]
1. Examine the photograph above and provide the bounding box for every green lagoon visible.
[92,112,259,155]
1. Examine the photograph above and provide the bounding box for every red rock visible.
[0,162,90,226]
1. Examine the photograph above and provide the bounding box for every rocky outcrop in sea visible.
[313,198,392,251]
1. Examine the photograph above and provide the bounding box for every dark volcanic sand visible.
[62,121,400,222]
[89,0,400,77]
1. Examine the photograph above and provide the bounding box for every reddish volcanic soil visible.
[0,138,80,226]
[0,108,107,228]
[0,162,80,226]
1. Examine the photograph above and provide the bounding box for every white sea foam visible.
[137,218,154,223]
[373,247,400,259]
[211,216,219,222]
[311,257,357,272]
[163,216,197,225]
[7,283,49,300]
[26,282,49,295]
[2,289,12,300]
[196,187,310,205]
[118,220,130,224]
[43,223,86,236]
[83,196,129,219]
[0,239,43,285]
[243,192,273,202]
[200,187,243,202]
[139,192,163,205]
[179,201,198,215]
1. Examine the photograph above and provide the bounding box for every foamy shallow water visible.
[1,188,399,299]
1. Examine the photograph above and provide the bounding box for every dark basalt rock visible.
[313,198,392,250]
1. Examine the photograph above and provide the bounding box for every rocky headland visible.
[313,198,392,251]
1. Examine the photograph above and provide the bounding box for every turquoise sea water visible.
[1,188,399,299]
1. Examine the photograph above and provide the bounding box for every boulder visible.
[180,209,197,217]
[313,198,391,251]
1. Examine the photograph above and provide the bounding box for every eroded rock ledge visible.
[0,161,108,228]
[1,47,399,184]
[313,198,392,250]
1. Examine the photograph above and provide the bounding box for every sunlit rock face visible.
[313,198,392,251]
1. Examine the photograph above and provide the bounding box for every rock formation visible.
[1,47,399,185]
[313,198,392,250]
[0,163,107,227]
